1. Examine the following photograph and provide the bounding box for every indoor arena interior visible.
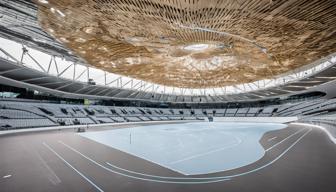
[0,0,336,192]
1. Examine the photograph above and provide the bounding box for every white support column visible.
[73,63,76,80]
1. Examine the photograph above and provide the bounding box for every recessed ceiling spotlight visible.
[331,56,336,63]
[56,10,66,17]
[261,48,267,54]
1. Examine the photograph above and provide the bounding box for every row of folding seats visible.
[0,119,56,129]
[0,109,42,119]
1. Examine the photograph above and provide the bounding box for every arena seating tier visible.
[1,98,336,130]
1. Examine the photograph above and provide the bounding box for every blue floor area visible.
[79,122,287,175]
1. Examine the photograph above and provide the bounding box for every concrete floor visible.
[0,122,336,192]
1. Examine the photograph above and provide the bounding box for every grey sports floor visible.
[1,122,336,192]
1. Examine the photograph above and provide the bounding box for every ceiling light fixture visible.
[38,0,49,4]
[184,44,209,51]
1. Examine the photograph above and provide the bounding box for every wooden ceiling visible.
[35,0,336,88]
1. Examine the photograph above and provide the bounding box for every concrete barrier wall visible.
[214,117,298,123]
[0,118,298,137]
[0,120,196,136]
[291,122,336,144]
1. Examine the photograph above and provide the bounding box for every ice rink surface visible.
[79,122,287,175]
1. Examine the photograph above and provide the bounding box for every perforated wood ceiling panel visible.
[35,0,336,88]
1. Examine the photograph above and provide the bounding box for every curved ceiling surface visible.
[35,0,336,88]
